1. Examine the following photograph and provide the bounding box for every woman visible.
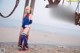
[18,6,32,50]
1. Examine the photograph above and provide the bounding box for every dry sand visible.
[0,42,80,53]
[0,27,80,53]
[0,27,80,46]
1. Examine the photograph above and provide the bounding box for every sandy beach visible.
[1,0,80,53]
[0,27,80,53]
[0,27,80,46]
[0,42,80,53]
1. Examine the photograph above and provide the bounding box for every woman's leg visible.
[26,27,30,40]
[19,33,28,49]
[18,27,24,46]
[22,27,30,49]
[19,35,24,47]
[23,27,30,48]
[22,27,30,34]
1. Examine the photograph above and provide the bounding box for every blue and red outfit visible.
[22,14,32,29]
[19,14,32,48]
[22,14,29,29]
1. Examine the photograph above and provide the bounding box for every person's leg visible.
[26,27,30,40]
[22,26,30,34]
[19,35,24,47]
[22,27,30,49]
[18,27,24,46]
[21,34,28,50]
[23,35,28,47]
[23,27,30,48]
[19,33,28,50]
[18,35,21,46]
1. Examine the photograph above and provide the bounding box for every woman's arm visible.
[29,14,32,20]
[29,14,33,25]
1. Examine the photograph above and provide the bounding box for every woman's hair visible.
[30,9,32,14]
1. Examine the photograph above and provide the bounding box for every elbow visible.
[29,20,32,24]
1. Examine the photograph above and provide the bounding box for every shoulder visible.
[29,14,32,17]
[29,14,32,19]
[29,14,32,18]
